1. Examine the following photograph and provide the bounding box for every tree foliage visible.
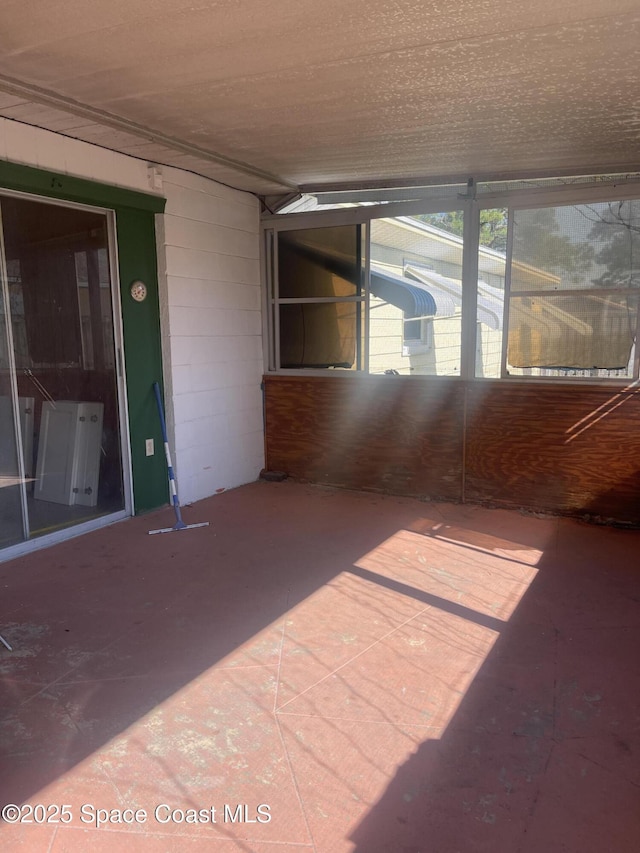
[587,200,640,288]
[416,200,639,288]
[414,209,508,252]
[513,208,594,283]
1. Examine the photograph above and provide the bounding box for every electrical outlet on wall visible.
[145,438,154,456]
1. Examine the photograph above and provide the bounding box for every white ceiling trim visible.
[0,72,298,195]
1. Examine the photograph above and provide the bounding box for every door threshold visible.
[0,510,130,565]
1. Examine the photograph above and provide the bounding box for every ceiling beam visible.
[301,165,640,197]
[0,72,299,193]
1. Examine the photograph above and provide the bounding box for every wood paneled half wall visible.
[263,375,640,525]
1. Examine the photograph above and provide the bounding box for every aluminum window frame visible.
[262,198,467,377]
[267,221,368,373]
[495,194,640,382]
[262,177,640,383]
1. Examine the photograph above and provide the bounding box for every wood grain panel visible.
[264,376,640,524]
[264,375,464,501]
[464,382,640,523]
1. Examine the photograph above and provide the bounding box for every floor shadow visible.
[2,481,523,808]
[348,519,640,852]
[1,481,638,852]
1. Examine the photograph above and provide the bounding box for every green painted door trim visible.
[116,208,168,513]
[0,161,165,212]
[0,159,168,514]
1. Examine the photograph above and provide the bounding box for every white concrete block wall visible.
[0,118,264,506]
[159,167,263,503]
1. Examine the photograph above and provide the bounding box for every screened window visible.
[275,225,364,369]
[504,200,639,379]
[266,185,640,383]
[368,212,462,376]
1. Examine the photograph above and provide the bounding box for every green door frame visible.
[0,161,168,513]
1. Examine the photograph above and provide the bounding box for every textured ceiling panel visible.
[0,1,638,194]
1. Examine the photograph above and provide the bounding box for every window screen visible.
[506,200,639,376]
[276,224,363,369]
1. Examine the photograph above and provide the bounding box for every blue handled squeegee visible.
[149,381,210,535]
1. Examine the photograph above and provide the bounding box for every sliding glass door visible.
[0,192,127,549]
[0,242,25,548]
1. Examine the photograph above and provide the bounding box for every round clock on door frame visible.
[130,280,148,302]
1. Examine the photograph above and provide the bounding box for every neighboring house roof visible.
[405,263,504,330]
[370,267,440,318]
[370,262,505,330]
[380,217,560,289]
[381,216,507,277]
[281,218,563,333]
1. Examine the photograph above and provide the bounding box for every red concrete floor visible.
[0,480,639,853]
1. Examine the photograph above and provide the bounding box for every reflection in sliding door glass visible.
[2,195,125,539]
[0,259,25,548]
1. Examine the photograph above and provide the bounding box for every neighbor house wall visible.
[368,297,409,374]
[0,117,263,509]
[369,298,499,379]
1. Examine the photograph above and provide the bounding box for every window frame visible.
[498,197,640,382]
[402,316,434,356]
[275,223,366,371]
[263,199,465,377]
[262,178,640,383]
